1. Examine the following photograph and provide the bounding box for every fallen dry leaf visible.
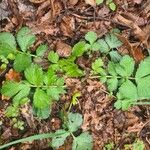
[5,69,21,81]
[68,0,79,6]
[56,41,72,57]
[28,0,47,4]
[134,0,142,4]
[85,0,96,6]
[60,15,75,37]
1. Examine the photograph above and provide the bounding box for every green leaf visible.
[109,51,122,63]
[109,2,116,11]
[17,27,36,52]
[67,113,83,132]
[48,51,59,63]
[92,58,103,67]
[0,32,17,57]
[85,31,97,45]
[1,81,30,105]
[97,39,109,53]
[36,44,48,57]
[133,140,145,150]
[34,106,51,119]
[59,59,84,77]
[24,64,43,86]
[115,55,135,77]
[13,84,30,105]
[1,81,21,97]
[105,33,122,49]
[47,87,65,101]
[91,42,101,51]
[114,99,132,110]
[92,58,104,74]
[135,57,150,79]
[96,0,104,5]
[115,80,138,110]
[107,77,118,92]
[72,132,93,150]
[117,80,138,101]
[0,32,16,50]
[13,53,32,72]
[135,57,150,99]
[33,88,51,109]
[5,105,19,118]
[51,130,70,148]
[136,76,150,99]
[72,41,86,57]
[44,69,58,85]
[108,61,117,76]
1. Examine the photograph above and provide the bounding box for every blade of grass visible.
[0,133,55,150]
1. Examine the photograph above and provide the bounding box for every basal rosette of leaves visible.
[91,55,150,110]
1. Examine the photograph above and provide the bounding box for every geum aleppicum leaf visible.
[85,31,97,45]
[48,51,59,64]
[59,59,84,77]
[0,32,17,57]
[97,39,109,53]
[135,57,150,99]
[17,26,36,52]
[115,80,138,110]
[1,81,30,105]
[33,88,51,109]
[13,53,32,72]
[105,33,122,49]
[36,44,48,57]
[24,64,44,86]
[72,41,86,57]
[91,58,105,74]
[72,132,93,150]
[115,55,135,77]
[51,129,70,149]
[107,77,118,92]
[66,113,83,132]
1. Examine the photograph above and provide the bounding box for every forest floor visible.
[0,0,150,150]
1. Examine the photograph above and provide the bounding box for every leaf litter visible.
[0,0,150,149]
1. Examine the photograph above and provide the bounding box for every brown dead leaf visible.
[69,0,79,6]
[117,34,145,62]
[85,0,96,6]
[134,0,142,4]
[114,14,150,49]
[5,69,21,82]
[60,16,75,37]
[56,41,72,57]
[28,0,47,4]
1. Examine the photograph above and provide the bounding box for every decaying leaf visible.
[85,0,96,6]
[56,41,72,57]
[28,0,47,4]
[5,69,21,81]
